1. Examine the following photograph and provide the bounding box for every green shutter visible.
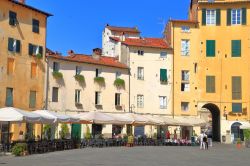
[206,40,215,57]
[29,44,33,55]
[206,76,215,93]
[16,40,21,53]
[232,40,241,57]
[232,103,242,113]
[29,91,36,108]
[160,69,167,82]
[242,8,247,25]
[5,88,13,107]
[39,46,43,55]
[216,9,221,26]
[9,11,16,26]
[71,124,81,139]
[232,76,242,100]
[202,9,206,26]
[8,38,14,51]
[227,9,231,26]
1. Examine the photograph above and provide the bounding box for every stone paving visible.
[0,144,250,166]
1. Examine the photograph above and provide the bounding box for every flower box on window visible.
[94,77,105,84]
[114,78,125,88]
[74,74,85,82]
[52,71,63,79]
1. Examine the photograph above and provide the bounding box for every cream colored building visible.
[102,25,173,137]
[46,49,129,138]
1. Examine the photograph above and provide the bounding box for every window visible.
[96,69,101,77]
[9,11,17,26]
[115,93,121,106]
[116,71,121,79]
[206,76,215,93]
[29,44,43,56]
[160,52,167,58]
[181,70,190,92]
[137,95,144,108]
[159,96,167,109]
[137,67,144,80]
[53,62,59,72]
[160,69,168,82]
[181,26,190,33]
[32,19,39,33]
[76,66,81,75]
[194,63,198,73]
[95,92,101,105]
[232,76,242,100]
[232,103,242,113]
[206,9,216,25]
[232,9,242,25]
[232,40,241,57]
[31,63,37,78]
[8,38,20,53]
[206,40,216,57]
[138,50,144,56]
[29,91,36,108]
[52,87,59,102]
[6,88,13,107]
[75,90,81,104]
[181,102,189,112]
[181,40,190,56]
[7,58,14,75]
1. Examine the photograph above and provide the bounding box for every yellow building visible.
[0,0,51,142]
[166,0,250,142]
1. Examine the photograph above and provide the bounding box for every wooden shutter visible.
[216,9,221,26]
[52,87,58,102]
[8,38,14,51]
[202,9,206,26]
[115,93,118,106]
[232,40,241,57]
[227,9,231,26]
[31,63,37,78]
[9,11,16,26]
[242,8,247,25]
[39,46,43,55]
[95,92,98,105]
[232,76,242,100]
[206,76,215,93]
[232,103,242,113]
[206,40,215,57]
[7,58,14,75]
[16,40,21,53]
[160,69,167,82]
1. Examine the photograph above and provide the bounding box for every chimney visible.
[92,48,102,60]
[68,50,74,56]
[18,0,26,4]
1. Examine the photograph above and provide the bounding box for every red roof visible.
[170,19,198,24]
[109,37,120,42]
[122,38,171,49]
[47,52,128,69]
[106,25,140,34]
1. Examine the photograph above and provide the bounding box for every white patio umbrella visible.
[123,113,150,125]
[174,116,207,127]
[143,115,165,126]
[107,113,134,125]
[240,122,250,129]
[34,110,77,123]
[0,107,41,123]
[76,112,116,124]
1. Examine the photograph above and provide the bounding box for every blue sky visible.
[27,0,190,55]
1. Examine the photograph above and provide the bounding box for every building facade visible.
[0,0,51,142]
[166,0,250,142]
[46,49,129,138]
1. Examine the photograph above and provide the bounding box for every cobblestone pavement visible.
[1,143,250,166]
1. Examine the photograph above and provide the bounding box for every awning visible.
[0,107,41,123]
[240,122,250,129]
[174,116,207,126]
[75,112,116,124]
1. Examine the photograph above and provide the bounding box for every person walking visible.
[199,132,206,150]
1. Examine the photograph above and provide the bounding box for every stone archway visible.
[202,103,221,142]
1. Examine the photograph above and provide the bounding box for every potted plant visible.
[36,53,43,59]
[236,138,242,149]
[52,71,63,79]
[60,124,69,139]
[12,143,28,156]
[94,77,105,85]
[85,125,92,140]
[74,74,85,82]
[127,135,134,147]
[244,129,250,148]
[114,78,125,88]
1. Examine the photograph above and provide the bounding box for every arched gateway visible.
[202,103,221,142]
